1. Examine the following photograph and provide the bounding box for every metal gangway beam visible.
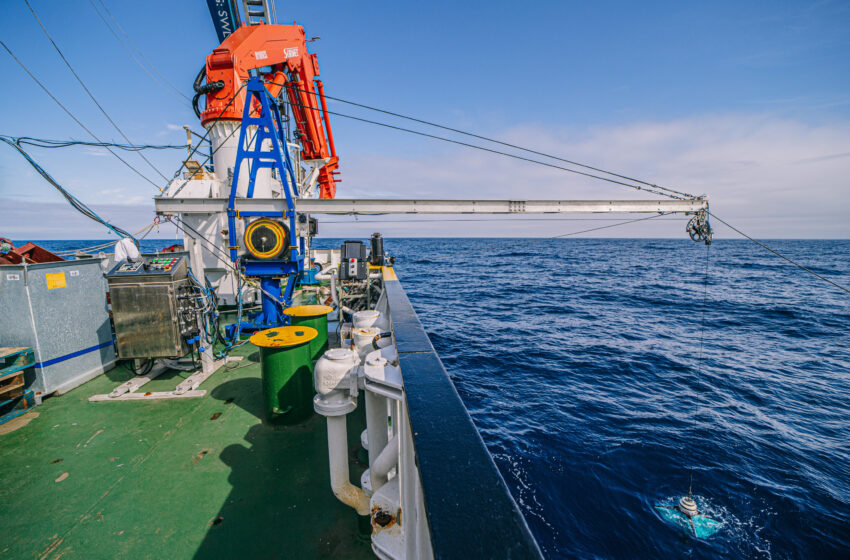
[154,197,708,216]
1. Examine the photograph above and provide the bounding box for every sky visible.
[1,0,849,239]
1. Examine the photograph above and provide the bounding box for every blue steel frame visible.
[226,76,304,332]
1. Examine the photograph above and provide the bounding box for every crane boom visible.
[199,23,339,198]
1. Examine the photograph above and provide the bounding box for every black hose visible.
[127,358,154,376]
[192,65,225,119]
[372,331,392,350]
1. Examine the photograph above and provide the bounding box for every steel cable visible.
[709,212,850,295]
[269,82,684,200]
[89,0,192,107]
[25,0,171,182]
[0,40,162,190]
[282,82,695,199]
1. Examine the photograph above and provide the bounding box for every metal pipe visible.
[326,415,370,515]
[365,391,390,492]
[372,433,399,486]
[329,268,339,307]
[316,80,337,157]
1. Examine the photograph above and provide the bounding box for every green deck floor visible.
[0,345,373,559]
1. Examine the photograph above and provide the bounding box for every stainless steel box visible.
[108,279,191,358]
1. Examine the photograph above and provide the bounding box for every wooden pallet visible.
[0,371,26,400]
[0,347,35,377]
[0,347,35,413]
[0,389,36,425]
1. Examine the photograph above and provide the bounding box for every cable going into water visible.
[24,0,170,182]
[708,212,850,295]
[689,242,711,497]
[428,212,674,260]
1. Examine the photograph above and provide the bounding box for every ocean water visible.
[29,238,850,559]
[386,238,849,560]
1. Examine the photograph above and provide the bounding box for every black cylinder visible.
[370,232,384,266]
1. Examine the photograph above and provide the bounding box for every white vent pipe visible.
[326,415,370,516]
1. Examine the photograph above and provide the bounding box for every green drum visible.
[249,326,318,425]
[283,305,333,363]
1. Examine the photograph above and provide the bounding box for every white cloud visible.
[333,114,850,238]
[83,148,111,158]
[6,114,849,239]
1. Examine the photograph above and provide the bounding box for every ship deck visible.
[0,342,374,559]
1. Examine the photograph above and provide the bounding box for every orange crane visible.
[195,23,340,198]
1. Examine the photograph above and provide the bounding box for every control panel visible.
[107,255,187,281]
[148,256,180,272]
[115,260,144,273]
[339,241,367,280]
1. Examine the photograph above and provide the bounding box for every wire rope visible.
[282,82,695,199]
[24,0,170,182]
[271,86,684,200]
[0,39,162,189]
[709,212,850,295]
[86,0,191,109]
[688,242,711,497]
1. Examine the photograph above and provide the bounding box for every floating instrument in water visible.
[654,496,722,539]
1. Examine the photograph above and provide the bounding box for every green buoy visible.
[284,305,333,363]
[249,326,318,425]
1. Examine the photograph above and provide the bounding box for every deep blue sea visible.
[30,238,850,559]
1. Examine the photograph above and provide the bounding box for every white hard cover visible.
[314,348,358,395]
[353,310,381,329]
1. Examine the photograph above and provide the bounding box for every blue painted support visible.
[297,263,323,286]
[281,272,297,306]
[221,76,306,333]
[226,76,300,263]
[260,278,283,326]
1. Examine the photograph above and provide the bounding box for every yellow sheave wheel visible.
[244,219,288,259]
